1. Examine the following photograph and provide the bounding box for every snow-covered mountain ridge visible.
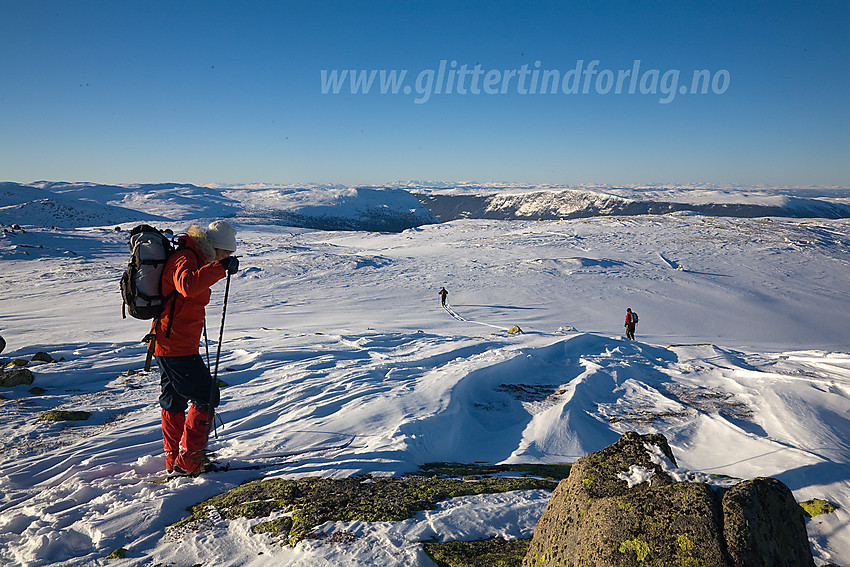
[3,181,850,230]
[417,187,850,221]
[1,182,438,231]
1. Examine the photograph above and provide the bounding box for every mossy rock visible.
[8,358,29,367]
[799,498,837,518]
[419,462,571,481]
[106,547,127,559]
[0,368,34,387]
[37,410,91,422]
[722,477,813,566]
[105,547,127,559]
[424,538,530,567]
[31,352,55,363]
[176,473,557,545]
[523,432,815,567]
[28,386,47,396]
[251,517,293,537]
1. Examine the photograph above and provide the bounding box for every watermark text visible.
[320,59,730,104]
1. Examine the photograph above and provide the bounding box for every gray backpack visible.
[120,225,175,320]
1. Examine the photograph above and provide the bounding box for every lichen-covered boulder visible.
[722,477,814,567]
[0,368,34,387]
[523,432,728,566]
[523,432,815,567]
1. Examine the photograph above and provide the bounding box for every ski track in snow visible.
[1,212,849,566]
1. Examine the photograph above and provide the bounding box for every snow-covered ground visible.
[1,184,849,566]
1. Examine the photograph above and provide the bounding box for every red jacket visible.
[152,235,227,357]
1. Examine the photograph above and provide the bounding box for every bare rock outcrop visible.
[523,431,814,567]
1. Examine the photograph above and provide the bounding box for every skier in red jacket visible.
[153,220,239,475]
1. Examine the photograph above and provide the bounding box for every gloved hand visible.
[220,256,239,275]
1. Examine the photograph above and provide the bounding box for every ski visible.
[443,304,467,322]
[217,435,356,470]
[146,435,356,482]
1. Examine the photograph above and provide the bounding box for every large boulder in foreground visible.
[0,367,34,387]
[523,432,814,567]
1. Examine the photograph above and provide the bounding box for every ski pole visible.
[209,270,231,439]
[203,320,210,368]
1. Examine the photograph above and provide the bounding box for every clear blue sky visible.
[1,1,848,187]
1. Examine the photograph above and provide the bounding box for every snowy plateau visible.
[1,181,849,566]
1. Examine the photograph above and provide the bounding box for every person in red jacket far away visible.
[152,220,239,475]
[624,308,638,340]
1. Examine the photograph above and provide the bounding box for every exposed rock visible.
[106,547,127,560]
[31,352,56,363]
[423,538,530,567]
[37,410,91,422]
[799,498,838,518]
[722,478,814,566]
[523,432,815,567]
[176,471,559,546]
[0,334,5,354]
[0,368,34,387]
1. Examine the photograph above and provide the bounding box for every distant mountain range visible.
[2,181,849,231]
[416,188,850,221]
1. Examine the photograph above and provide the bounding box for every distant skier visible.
[439,287,449,307]
[624,308,638,340]
[153,221,239,475]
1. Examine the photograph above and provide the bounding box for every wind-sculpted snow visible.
[1,328,848,565]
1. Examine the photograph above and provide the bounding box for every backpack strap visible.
[143,331,156,372]
[162,290,179,338]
